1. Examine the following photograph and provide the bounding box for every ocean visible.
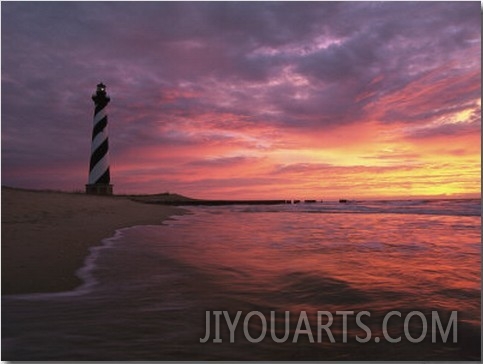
[2,199,481,360]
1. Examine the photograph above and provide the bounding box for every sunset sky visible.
[2,2,480,200]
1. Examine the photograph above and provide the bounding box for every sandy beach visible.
[2,187,184,295]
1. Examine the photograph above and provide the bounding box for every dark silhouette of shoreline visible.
[131,195,290,206]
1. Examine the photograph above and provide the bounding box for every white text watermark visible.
[200,310,458,344]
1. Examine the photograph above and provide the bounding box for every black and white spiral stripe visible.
[88,98,110,185]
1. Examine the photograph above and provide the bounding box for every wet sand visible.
[2,187,185,295]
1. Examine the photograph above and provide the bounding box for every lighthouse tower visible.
[86,83,113,195]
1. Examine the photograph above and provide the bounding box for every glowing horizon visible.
[2,2,480,200]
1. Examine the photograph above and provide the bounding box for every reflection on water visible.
[2,200,481,360]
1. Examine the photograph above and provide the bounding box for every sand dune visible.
[2,187,184,295]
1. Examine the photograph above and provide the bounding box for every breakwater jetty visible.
[129,193,347,206]
[132,197,289,206]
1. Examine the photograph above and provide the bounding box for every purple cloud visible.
[1,2,480,194]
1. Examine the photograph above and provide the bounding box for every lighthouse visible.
[86,82,113,195]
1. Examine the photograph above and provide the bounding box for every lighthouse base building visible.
[86,83,113,196]
[86,184,113,195]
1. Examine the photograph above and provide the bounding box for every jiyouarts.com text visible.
[200,310,457,344]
